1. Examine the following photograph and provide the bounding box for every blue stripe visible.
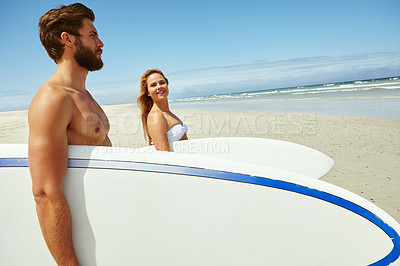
[1,157,399,265]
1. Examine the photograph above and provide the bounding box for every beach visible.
[1,103,399,222]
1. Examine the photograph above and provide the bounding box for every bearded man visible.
[28,3,111,265]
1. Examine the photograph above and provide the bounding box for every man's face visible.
[74,18,104,71]
[74,37,103,71]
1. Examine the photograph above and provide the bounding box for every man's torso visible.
[67,88,111,146]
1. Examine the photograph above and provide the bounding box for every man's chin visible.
[86,60,103,71]
[74,48,104,71]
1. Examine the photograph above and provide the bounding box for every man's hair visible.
[38,3,95,63]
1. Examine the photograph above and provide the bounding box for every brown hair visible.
[38,3,95,63]
[137,69,169,144]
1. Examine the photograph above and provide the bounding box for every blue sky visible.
[0,0,399,110]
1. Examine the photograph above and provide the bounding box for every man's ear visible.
[60,32,75,46]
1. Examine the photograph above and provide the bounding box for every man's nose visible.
[97,38,104,48]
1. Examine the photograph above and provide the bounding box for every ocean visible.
[2,76,399,118]
[170,77,400,118]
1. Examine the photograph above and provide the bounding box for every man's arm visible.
[103,135,112,146]
[28,87,79,265]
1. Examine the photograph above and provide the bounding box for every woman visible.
[137,68,188,151]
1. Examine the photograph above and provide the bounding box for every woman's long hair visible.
[137,68,169,145]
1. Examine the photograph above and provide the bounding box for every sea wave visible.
[170,77,400,103]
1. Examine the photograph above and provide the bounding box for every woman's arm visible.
[147,111,170,151]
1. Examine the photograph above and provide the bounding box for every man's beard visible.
[74,38,103,71]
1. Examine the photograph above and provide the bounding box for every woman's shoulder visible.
[147,109,167,126]
[148,109,164,119]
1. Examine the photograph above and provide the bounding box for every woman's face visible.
[147,73,169,100]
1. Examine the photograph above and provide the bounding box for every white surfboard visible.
[136,137,334,179]
[1,142,399,265]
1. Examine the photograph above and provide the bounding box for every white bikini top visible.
[167,123,188,143]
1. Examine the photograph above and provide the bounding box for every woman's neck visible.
[153,99,170,112]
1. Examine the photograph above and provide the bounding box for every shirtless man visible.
[28,3,110,265]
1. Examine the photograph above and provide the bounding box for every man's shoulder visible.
[29,83,76,120]
[37,82,72,99]
[31,83,74,108]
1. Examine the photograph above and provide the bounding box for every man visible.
[28,3,111,265]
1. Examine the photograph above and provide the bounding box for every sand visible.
[1,103,399,222]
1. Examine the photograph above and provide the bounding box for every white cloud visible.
[2,53,399,111]
[167,53,400,97]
